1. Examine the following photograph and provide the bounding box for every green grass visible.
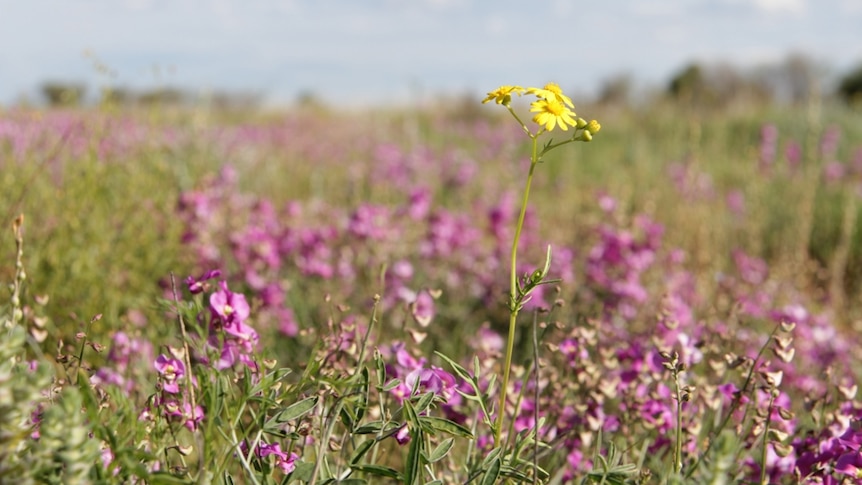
[2,99,861,341]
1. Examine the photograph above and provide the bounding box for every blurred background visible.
[2,0,862,109]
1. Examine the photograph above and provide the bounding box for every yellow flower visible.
[482,85,526,106]
[530,98,577,132]
[527,82,574,109]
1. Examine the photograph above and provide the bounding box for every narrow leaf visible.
[356,366,370,423]
[414,392,435,414]
[418,416,474,439]
[427,438,454,463]
[435,352,472,381]
[351,464,401,480]
[480,457,501,485]
[350,439,376,465]
[271,395,319,423]
[481,447,503,468]
[404,428,424,485]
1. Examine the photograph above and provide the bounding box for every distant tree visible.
[295,90,324,108]
[667,63,708,104]
[40,82,86,107]
[209,91,263,112]
[99,86,133,105]
[137,87,187,106]
[667,61,779,109]
[753,53,823,104]
[598,73,632,105]
[838,62,862,105]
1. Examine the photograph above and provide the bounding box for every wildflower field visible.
[2,86,862,484]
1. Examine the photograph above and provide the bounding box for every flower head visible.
[185,269,222,294]
[530,98,578,132]
[210,281,250,324]
[155,354,185,394]
[528,82,574,109]
[482,85,525,106]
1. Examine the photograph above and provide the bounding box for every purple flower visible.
[154,354,185,394]
[395,425,411,445]
[758,123,779,172]
[835,452,862,478]
[411,290,435,327]
[824,161,847,184]
[785,140,802,172]
[726,190,746,218]
[185,269,222,294]
[242,440,299,474]
[210,280,250,324]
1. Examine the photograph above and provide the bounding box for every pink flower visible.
[411,290,435,327]
[185,269,222,294]
[154,354,185,394]
[210,281,250,324]
[243,440,299,474]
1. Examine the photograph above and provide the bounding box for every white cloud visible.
[483,15,507,36]
[839,0,862,13]
[753,0,806,14]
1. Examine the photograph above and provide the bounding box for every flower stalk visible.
[482,83,601,446]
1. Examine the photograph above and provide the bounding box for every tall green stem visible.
[495,137,539,446]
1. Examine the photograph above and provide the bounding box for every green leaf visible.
[340,403,357,430]
[381,378,402,392]
[355,366,370,423]
[350,439,376,465]
[335,480,366,485]
[289,461,315,482]
[499,465,532,482]
[435,352,472,381]
[248,367,292,396]
[404,427,424,485]
[480,457,501,485]
[270,396,319,424]
[418,416,474,439]
[353,420,385,435]
[146,472,196,484]
[413,392,435,414]
[351,464,401,480]
[374,349,387,385]
[455,388,482,402]
[481,448,503,469]
[403,400,420,428]
[427,438,454,463]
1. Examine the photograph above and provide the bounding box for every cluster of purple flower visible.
[167,119,862,481]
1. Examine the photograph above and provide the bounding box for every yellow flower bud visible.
[580,130,593,142]
[576,117,587,129]
[586,120,601,134]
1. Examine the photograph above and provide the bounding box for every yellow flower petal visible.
[482,85,525,105]
[530,98,577,132]
[527,83,574,109]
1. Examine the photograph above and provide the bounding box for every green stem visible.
[495,136,539,446]
[759,392,776,485]
[673,373,683,474]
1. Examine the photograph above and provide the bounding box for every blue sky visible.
[1,0,861,106]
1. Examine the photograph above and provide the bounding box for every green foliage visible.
[837,62,862,105]
[1,219,100,484]
[2,97,862,484]
[668,63,706,101]
[40,82,86,107]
